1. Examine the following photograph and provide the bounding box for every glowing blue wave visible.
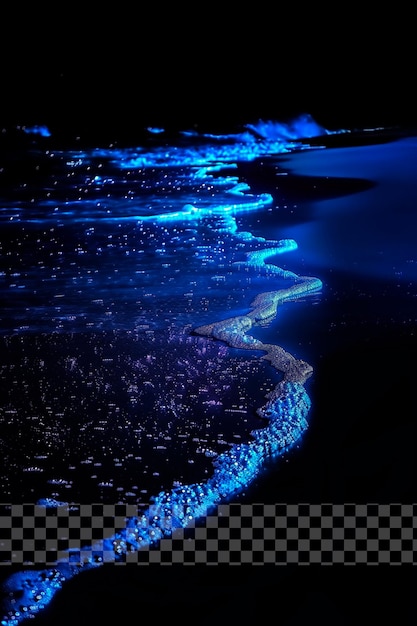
[1,244,321,625]
[1,115,326,625]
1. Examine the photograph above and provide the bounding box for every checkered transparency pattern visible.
[1,503,415,565]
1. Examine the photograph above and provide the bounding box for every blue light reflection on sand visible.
[1,115,333,625]
[272,136,417,283]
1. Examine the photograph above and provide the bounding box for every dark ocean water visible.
[1,118,415,624]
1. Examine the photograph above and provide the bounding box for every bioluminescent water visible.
[2,114,415,624]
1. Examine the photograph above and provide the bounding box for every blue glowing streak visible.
[22,125,51,138]
[146,126,165,134]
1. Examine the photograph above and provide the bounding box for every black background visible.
[1,8,416,141]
